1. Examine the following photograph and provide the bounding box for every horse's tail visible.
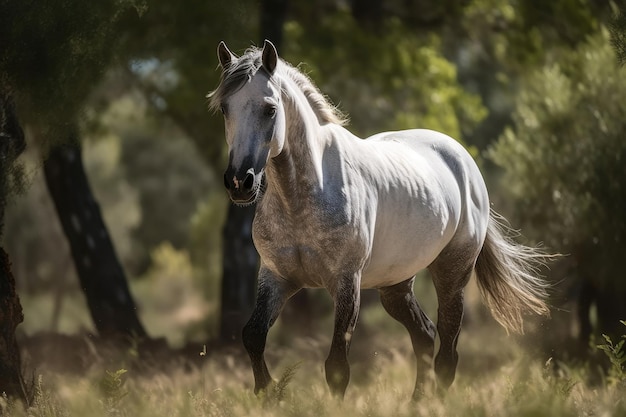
[474,210,552,334]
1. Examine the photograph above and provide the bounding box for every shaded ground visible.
[19,332,227,377]
[17,312,525,389]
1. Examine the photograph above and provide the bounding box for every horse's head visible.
[211,40,286,206]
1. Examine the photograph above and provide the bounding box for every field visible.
[5,293,625,417]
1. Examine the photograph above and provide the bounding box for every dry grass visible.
[6,305,626,417]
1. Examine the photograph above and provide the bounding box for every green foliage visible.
[132,242,211,346]
[515,0,599,53]
[119,129,213,269]
[462,0,602,71]
[83,131,142,270]
[488,29,626,288]
[453,0,608,149]
[0,0,141,136]
[610,6,626,66]
[113,119,215,272]
[596,320,626,386]
[119,0,258,168]
[188,192,228,300]
[282,10,487,143]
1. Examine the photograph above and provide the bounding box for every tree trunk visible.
[260,0,288,45]
[43,137,147,340]
[578,280,626,343]
[219,204,258,341]
[351,0,384,29]
[595,286,626,340]
[0,248,30,404]
[0,88,30,404]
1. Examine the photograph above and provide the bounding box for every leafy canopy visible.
[282,9,487,144]
[489,30,626,288]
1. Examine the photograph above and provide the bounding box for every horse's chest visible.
[270,244,329,285]
[253,208,362,287]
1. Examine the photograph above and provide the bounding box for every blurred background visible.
[1,0,625,363]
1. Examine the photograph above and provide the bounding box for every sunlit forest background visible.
[1,0,626,415]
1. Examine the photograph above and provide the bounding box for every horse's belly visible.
[361,242,443,289]
[360,206,456,289]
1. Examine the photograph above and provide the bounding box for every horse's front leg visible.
[325,273,361,398]
[242,267,298,394]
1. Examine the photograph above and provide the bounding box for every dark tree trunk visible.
[350,0,384,28]
[574,245,626,344]
[0,248,29,404]
[43,137,147,340]
[578,281,626,343]
[260,0,288,45]
[0,89,30,405]
[595,287,626,340]
[219,204,258,341]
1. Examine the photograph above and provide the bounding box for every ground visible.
[6,300,625,417]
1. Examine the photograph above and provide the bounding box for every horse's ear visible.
[261,39,278,75]
[217,41,237,69]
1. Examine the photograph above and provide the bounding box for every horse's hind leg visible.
[379,277,436,399]
[428,248,476,390]
[242,267,298,394]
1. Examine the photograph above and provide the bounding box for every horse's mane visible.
[208,47,347,126]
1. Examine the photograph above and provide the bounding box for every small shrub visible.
[596,320,626,386]
[98,368,129,414]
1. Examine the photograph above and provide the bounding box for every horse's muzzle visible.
[223,168,258,205]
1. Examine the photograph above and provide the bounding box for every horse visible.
[209,40,550,399]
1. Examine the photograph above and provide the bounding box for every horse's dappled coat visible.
[209,40,550,399]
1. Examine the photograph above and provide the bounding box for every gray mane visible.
[208,47,347,126]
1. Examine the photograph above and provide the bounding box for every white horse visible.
[209,40,550,399]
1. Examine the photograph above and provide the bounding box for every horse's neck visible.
[264,82,326,209]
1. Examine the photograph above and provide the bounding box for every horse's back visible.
[366,129,470,164]
[373,129,490,241]
[365,129,487,209]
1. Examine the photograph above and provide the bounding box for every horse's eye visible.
[265,106,277,118]
[220,105,227,115]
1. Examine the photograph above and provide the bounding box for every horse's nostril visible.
[243,172,255,190]
[223,173,231,190]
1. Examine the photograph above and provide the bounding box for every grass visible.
[6,306,626,417]
[11,350,624,417]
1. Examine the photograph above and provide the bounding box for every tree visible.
[0,0,148,340]
[610,5,626,65]
[43,137,147,339]
[0,88,30,404]
[281,7,486,143]
[489,30,626,343]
